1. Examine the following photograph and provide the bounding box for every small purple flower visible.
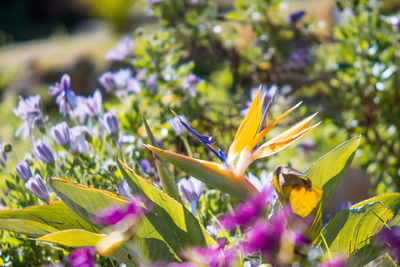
[101,112,119,136]
[106,35,133,61]
[145,75,158,91]
[167,115,187,135]
[284,48,311,70]
[243,208,291,260]
[50,121,70,146]
[178,177,205,214]
[84,89,102,117]
[13,95,42,139]
[49,74,77,117]
[69,96,88,123]
[241,85,277,117]
[140,159,155,174]
[25,174,50,201]
[247,171,277,204]
[14,161,32,182]
[113,69,133,87]
[298,139,316,154]
[94,200,143,226]
[70,126,90,155]
[220,190,271,230]
[317,255,346,267]
[66,247,96,267]
[126,77,141,94]
[376,226,400,261]
[181,74,203,97]
[98,71,116,92]
[206,225,218,240]
[181,241,235,267]
[286,10,306,24]
[32,138,55,164]
[117,180,134,198]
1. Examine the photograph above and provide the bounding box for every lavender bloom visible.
[117,180,134,198]
[126,77,141,94]
[98,71,116,92]
[206,225,218,240]
[25,174,50,201]
[181,74,203,97]
[376,226,400,261]
[298,139,316,154]
[286,10,305,24]
[84,89,102,117]
[94,201,143,226]
[49,74,77,117]
[247,171,277,203]
[69,96,88,123]
[181,241,235,267]
[317,255,346,267]
[70,126,90,155]
[145,75,158,91]
[240,85,277,117]
[140,159,155,174]
[66,247,96,267]
[101,112,119,136]
[14,161,32,182]
[32,138,55,164]
[178,177,205,214]
[167,115,186,135]
[106,35,133,61]
[50,121,70,146]
[284,48,310,70]
[13,95,42,139]
[221,190,271,230]
[113,69,133,87]
[243,208,291,260]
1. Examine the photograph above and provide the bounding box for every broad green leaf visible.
[0,219,59,238]
[0,200,98,232]
[144,145,257,200]
[49,177,178,262]
[304,136,361,209]
[37,229,135,264]
[317,201,394,258]
[140,109,181,202]
[118,159,217,256]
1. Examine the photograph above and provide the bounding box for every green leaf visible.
[49,177,179,262]
[317,198,398,259]
[0,219,59,238]
[37,229,135,264]
[140,109,182,202]
[0,200,98,232]
[304,136,361,209]
[118,160,217,256]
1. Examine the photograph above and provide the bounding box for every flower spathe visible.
[145,86,319,197]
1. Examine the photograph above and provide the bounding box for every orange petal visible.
[228,86,264,163]
[144,145,258,200]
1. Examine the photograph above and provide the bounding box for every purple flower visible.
[94,200,143,226]
[49,74,77,117]
[284,48,310,70]
[25,174,50,201]
[126,77,141,94]
[181,241,235,267]
[106,35,133,61]
[317,255,346,267]
[240,85,277,117]
[69,96,88,123]
[243,208,291,260]
[376,226,400,261]
[181,74,203,97]
[220,190,271,230]
[32,138,55,164]
[178,177,205,214]
[298,139,316,154]
[98,71,116,92]
[113,69,132,87]
[84,89,102,117]
[50,121,70,146]
[13,95,42,139]
[286,10,305,24]
[101,112,119,136]
[70,126,90,155]
[14,161,32,182]
[247,171,277,204]
[117,180,134,198]
[67,247,96,267]
[145,75,158,91]
[167,115,186,135]
[206,225,217,240]
[140,159,154,174]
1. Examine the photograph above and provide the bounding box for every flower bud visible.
[102,112,119,136]
[32,138,55,164]
[50,121,70,146]
[25,174,50,201]
[14,161,32,182]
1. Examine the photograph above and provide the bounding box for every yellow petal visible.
[289,185,322,218]
[246,101,303,152]
[253,114,319,159]
[227,86,264,163]
[144,145,258,199]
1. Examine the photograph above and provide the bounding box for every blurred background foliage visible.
[0,0,400,265]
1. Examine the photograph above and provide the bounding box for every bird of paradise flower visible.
[145,86,320,200]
